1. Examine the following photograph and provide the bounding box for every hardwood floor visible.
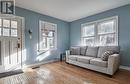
[0,61,130,84]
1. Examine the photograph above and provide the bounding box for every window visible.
[0,18,18,37]
[81,16,118,46]
[39,21,57,51]
[81,24,95,46]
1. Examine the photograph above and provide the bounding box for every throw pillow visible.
[101,50,116,61]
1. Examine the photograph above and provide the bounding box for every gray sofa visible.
[66,46,120,75]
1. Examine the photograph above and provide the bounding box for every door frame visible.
[0,14,25,69]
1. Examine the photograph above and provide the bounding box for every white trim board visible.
[120,66,130,70]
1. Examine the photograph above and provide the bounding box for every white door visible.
[0,16,23,72]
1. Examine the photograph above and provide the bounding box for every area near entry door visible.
[0,16,23,72]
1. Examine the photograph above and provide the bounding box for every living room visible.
[0,0,130,84]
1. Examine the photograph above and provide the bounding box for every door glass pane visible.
[0,19,1,27]
[3,19,10,28]
[98,20,115,34]
[3,28,10,36]
[83,37,94,46]
[11,21,17,28]
[82,24,95,37]
[99,34,115,46]
[11,29,17,37]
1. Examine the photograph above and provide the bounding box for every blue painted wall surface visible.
[70,4,130,67]
[15,7,70,65]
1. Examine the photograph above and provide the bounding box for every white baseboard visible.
[23,59,59,68]
[120,66,130,70]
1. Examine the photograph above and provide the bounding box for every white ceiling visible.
[15,0,130,22]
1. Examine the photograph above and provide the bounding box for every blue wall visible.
[70,4,130,67]
[15,7,70,65]
[15,4,130,67]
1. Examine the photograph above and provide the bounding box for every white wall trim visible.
[120,66,130,70]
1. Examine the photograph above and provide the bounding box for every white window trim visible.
[81,16,118,46]
[38,20,57,52]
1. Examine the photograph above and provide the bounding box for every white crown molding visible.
[120,66,130,70]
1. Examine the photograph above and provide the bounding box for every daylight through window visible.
[81,16,118,46]
[39,21,57,51]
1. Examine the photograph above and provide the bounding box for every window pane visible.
[48,31,54,37]
[83,37,94,46]
[0,19,1,27]
[11,29,17,37]
[98,20,115,34]
[11,21,17,28]
[48,38,54,48]
[99,34,116,46]
[3,28,10,36]
[3,19,10,28]
[82,24,94,37]
[40,37,47,50]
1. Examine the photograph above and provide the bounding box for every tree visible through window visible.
[39,21,57,51]
[81,16,118,46]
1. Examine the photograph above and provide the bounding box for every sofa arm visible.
[65,50,70,62]
[107,54,120,75]
[66,50,70,56]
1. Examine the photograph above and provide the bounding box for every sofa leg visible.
[108,75,113,78]
[65,62,69,64]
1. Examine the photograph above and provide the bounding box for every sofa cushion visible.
[85,46,99,57]
[70,47,80,55]
[80,46,87,55]
[97,46,120,58]
[77,56,94,64]
[68,55,79,61]
[90,58,107,67]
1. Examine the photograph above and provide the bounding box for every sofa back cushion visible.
[97,46,120,58]
[85,46,99,57]
[80,46,88,55]
[70,47,80,55]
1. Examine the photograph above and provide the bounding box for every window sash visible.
[81,16,118,46]
[81,24,95,37]
[81,37,95,46]
[97,33,117,46]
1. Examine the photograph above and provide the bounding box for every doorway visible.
[0,15,25,73]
